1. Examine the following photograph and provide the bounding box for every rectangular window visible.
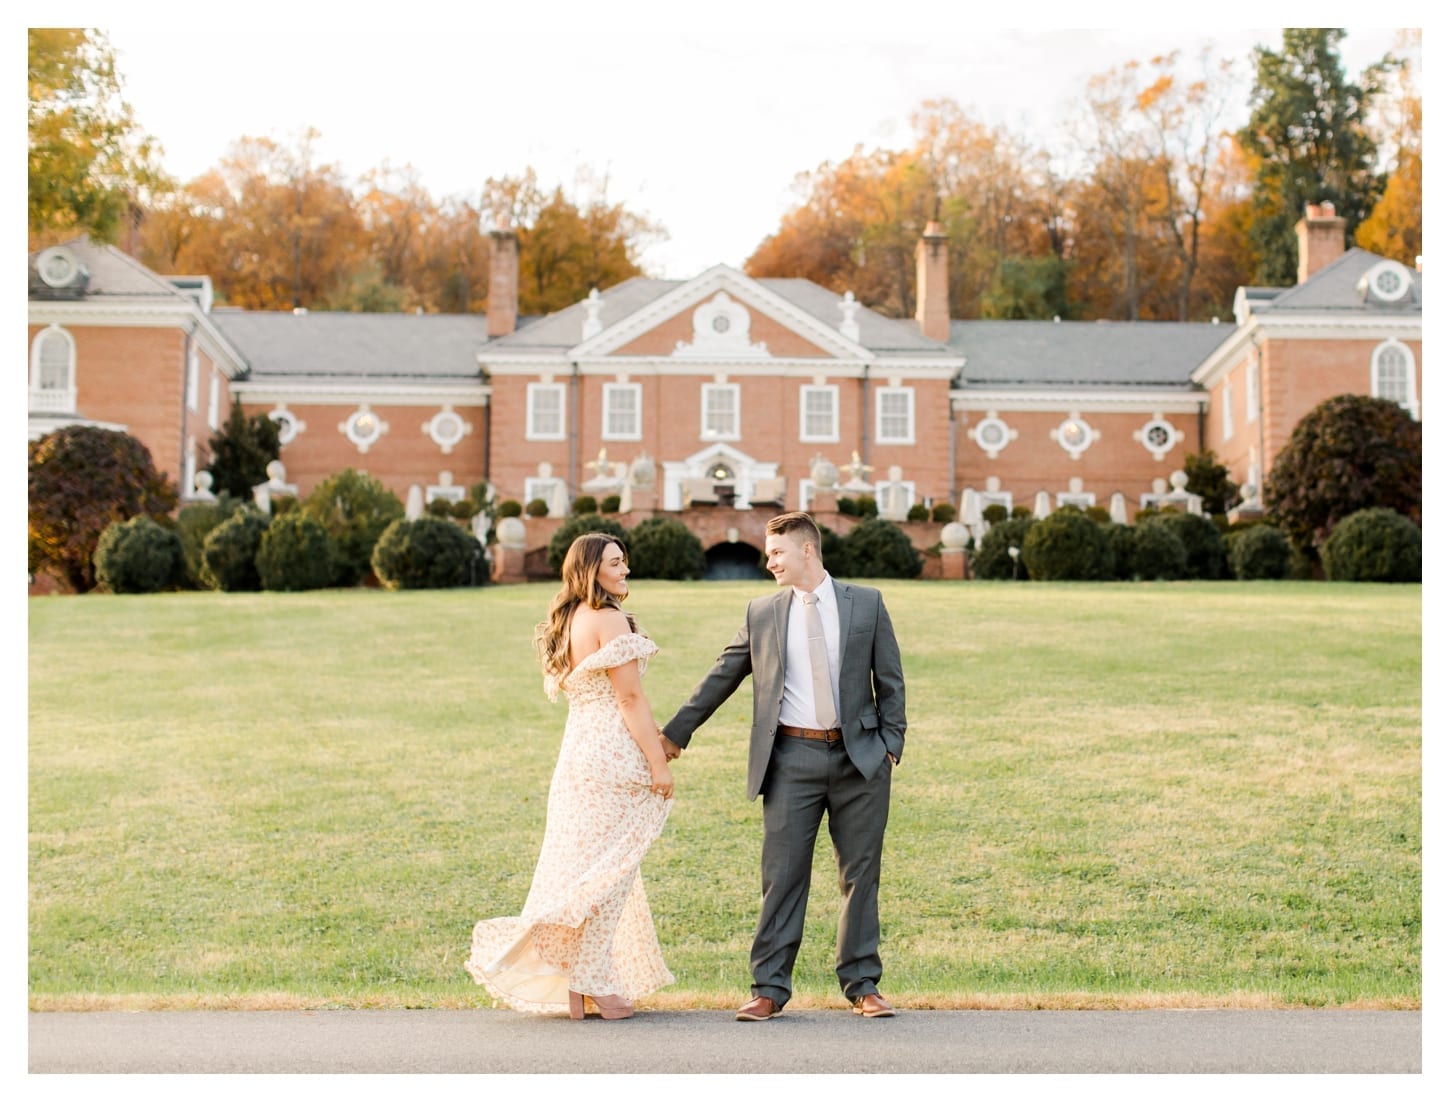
[701,384,740,439]
[207,372,221,430]
[1222,379,1234,441]
[875,386,915,445]
[602,382,642,440]
[1245,356,1259,423]
[526,383,566,441]
[800,385,839,443]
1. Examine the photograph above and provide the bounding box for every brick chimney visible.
[914,221,950,342]
[487,216,519,337]
[1295,202,1347,284]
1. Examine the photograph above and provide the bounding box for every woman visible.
[466,533,676,1019]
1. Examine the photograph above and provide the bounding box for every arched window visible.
[1372,340,1419,420]
[29,326,77,412]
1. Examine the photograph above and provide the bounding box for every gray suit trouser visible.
[750,732,892,1007]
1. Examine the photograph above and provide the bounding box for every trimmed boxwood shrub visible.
[1131,518,1188,581]
[818,526,848,576]
[201,507,270,591]
[425,497,454,517]
[94,515,187,594]
[1151,511,1227,580]
[1103,522,1136,580]
[1228,524,1292,580]
[547,514,631,574]
[1021,508,1111,581]
[981,503,1009,524]
[257,511,335,591]
[627,517,706,580]
[301,469,404,586]
[1321,508,1421,583]
[836,496,858,516]
[600,494,622,514]
[176,492,244,588]
[841,517,922,579]
[525,498,549,517]
[571,494,599,514]
[371,517,486,590]
[972,516,1035,580]
[931,502,956,524]
[496,499,523,518]
[907,503,930,522]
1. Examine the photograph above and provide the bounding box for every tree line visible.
[30,28,1420,322]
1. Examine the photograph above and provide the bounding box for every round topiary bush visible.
[931,502,956,524]
[981,503,1009,525]
[257,511,335,591]
[842,517,922,579]
[371,516,487,590]
[836,496,859,517]
[907,503,930,522]
[627,517,706,580]
[547,514,631,574]
[1152,511,1227,580]
[1321,508,1421,583]
[525,498,549,517]
[972,516,1036,580]
[94,515,187,594]
[450,498,479,520]
[496,499,523,518]
[571,494,599,515]
[1131,518,1188,581]
[600,494,622,514]
[301,469,404,586]
[1227,524,1293,580]
[1021,508,1111,581]
[818,525,849,576]
[176,492,244,588]
[201,507,270,591]
[854,495,879,518]
[1103,522,1136,580]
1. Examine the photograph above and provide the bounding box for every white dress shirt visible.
[778,574,841,729]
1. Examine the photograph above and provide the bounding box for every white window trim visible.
[29,324,77,413]
[1245,354,1259,424]
[524,477,564,508]
[207,371,221,430]
[1221,379,1234,441]
[1134,416,1183,462]
[186,345,200,411]
[875,386,915,445]
[426,408,470,454]
[799,384,840,443]
[1371,339,1420,420]
[341,405,388,453]
[602,382,642,441]
[700,383,741,441]
[268,407,303,445]
[1051,414,1099,460]
[1056,491,1097,509]
[972,414,1017,459]
[526,383,567,441]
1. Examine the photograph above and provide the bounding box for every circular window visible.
[1145,424,1171,448]
[343,408,386,452]
[1053,416,1095,459]
[973,415,1013,457]
[268,408,299,445]
[1137,417,1179,460]
[712,314,731,333]
[428,410,466,450]
[37,247,80,288]
[708,462,734,481]
[1364,260,1411,303]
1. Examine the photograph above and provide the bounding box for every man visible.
[662,511,906,1021]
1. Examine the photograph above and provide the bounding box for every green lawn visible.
[28,581,1421,1010]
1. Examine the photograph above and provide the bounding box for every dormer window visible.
[1361,260,1412,304]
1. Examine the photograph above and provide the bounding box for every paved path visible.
[29,1008,1420,1074]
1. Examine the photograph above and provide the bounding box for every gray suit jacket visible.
[664,579,907,799]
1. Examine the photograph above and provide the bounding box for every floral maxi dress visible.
[465,633,675,1013]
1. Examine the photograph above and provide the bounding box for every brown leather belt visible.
[778,724,842,742]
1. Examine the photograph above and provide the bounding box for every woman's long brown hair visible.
[534,533,637,681]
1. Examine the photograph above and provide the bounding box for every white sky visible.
[90,4,1415,279]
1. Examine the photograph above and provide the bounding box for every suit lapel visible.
[833,579,853,663]
[771,587,791,666]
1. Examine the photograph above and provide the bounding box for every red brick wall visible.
[614,302,834,358]
[952,407,1203,519]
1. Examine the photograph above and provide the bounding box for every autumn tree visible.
[481,167,663,315]
[28,28,168,248]
[1238,29,1389,285]
[1355,30,1421,266]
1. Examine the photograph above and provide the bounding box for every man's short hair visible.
[765,511,822,551]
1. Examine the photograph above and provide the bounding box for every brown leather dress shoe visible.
[851,993,896,1018]
[735,995,782,1021]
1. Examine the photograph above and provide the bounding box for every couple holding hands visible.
[466,511,906,1022]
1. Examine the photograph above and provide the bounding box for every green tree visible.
[28,426,177,592]
[28,28,167,247]
[1264,394,1421,559]
[1182,450,1240,515]
[300,469,404,586]
[1238,29,1389,284]
[206,399,281,498]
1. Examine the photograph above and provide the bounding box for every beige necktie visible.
[801,592,838,729]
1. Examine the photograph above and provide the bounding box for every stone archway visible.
[704,539,768,580]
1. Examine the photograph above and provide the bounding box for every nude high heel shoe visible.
[588,993,634,1020]
[568,991,587,1020]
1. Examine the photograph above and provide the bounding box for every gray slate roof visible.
[1252,247,1422,314]
[29,236,195,301]
[948,320,1231,388]
[211,310,490,384]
